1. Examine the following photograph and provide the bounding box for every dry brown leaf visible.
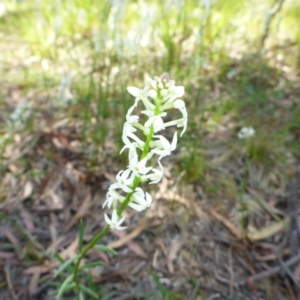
[209,209,289,241]
[22,181,33,200]
[247,219,289,241]
[65,193,92,231]
[19,205,35,232]
[28,271,40,295]
[4,228,18,245]
[25,238,80,276]
[39,166,62,195]
[0,251,14,259]
[90,249,110,265]
[23,261,59,274]
[128,242,147,258]
[152,249,160,269]
[167,237,184,273]
[155,189,190,208]
[59,237,79,260]
[208,209,241,238]
[107,219,161,249]
[48,190,64,210]
[47,236,66,255]
[107,228,147,258]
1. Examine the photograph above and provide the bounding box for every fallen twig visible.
[238,253,300,285]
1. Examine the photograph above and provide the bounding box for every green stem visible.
[74,225,110,290]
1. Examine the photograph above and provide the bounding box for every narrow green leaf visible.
[78,219,84,252]
[57,274,73,297]
[94,245,117,255]
[79,261,105,270]
[79,291,85,300]
[55,252,65,264]
[80,284,99,299]
[55,255,80,277]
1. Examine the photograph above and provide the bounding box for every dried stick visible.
[238,253,300,285]
[274,250,300,291]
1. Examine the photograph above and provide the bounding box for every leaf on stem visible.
[80,284,99,299]
[79,261,105,270]
[54,254,80,277]
[94,245,117,255]
[57,274,73,297]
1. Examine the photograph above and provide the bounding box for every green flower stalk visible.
[73,73,187,290]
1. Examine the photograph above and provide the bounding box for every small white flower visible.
[128,156,152,176]
[163,118,186,132]
[122,131,145,148]
[127,86,155,111]
[144,115,166,133]
[162,86,185,103]
[126,104,139,121]
[103,188,124,209]
[150,131,178,160]
[238,127,255,139]
[122,123,136,145]
[110,169,134,193]
[140,166,163,184]
[128,188,152,212]
[122,105,142,145]
[104,209,127,230]
[142,110,167,130]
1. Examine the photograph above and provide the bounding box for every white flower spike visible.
[103,73,187,229]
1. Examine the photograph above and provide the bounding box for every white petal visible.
[173,99,187,120]
[145,192,152,206]
[128,202,145,212]
[104,213,112,226]
[170,131,178,150]
[173,86,185,97]
[127,86,140,97]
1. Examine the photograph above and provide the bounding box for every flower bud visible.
[148,89,158,99]
[160,89,168,97]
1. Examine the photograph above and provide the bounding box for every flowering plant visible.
[237,126,255,139]
[56,74,187,298]
[103,73,187,229]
